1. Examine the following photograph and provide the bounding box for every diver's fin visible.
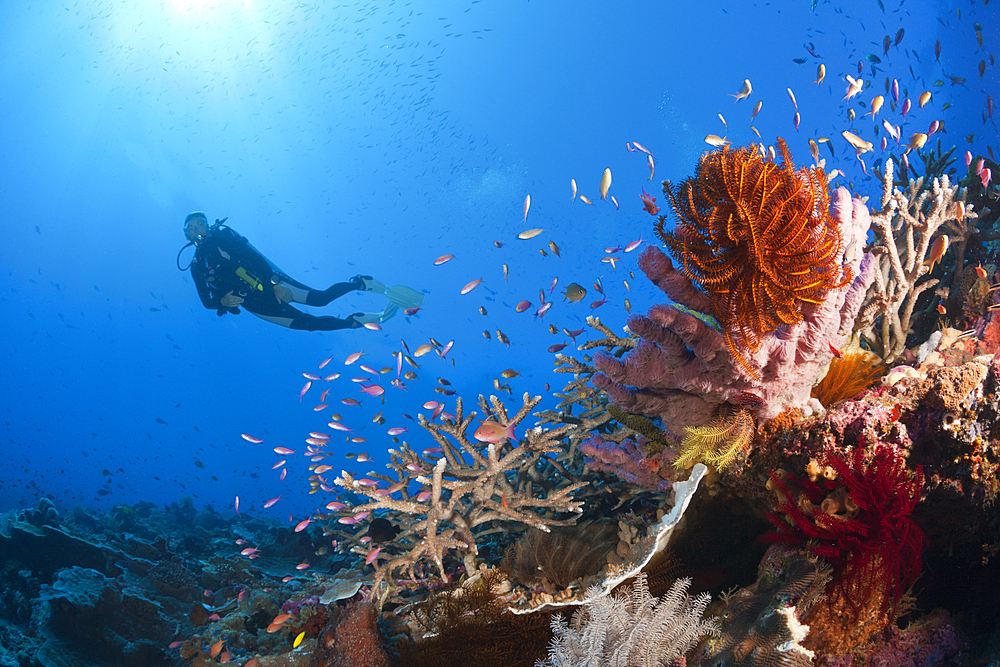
[380,303,399,323]
[385,285,424,311]
[358,276,388,295]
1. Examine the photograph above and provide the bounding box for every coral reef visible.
[657,138,851,374]
[330,393,591,592]
[504,520,618,591]
[674,403,756,470]
[811,349,886,409]
[699,545,826,667]
[393,568,552,667]
[580,433,676,492]
[309,600,391,667]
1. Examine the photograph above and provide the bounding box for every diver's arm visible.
[192,263,221,310]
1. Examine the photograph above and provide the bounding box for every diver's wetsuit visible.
[190,225,361,331]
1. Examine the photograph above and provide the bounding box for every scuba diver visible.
[178,212,423,331]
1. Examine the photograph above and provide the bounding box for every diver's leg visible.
[305,275,366,307]
[247,304,358,331]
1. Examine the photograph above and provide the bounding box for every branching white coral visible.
[855,157,978,361]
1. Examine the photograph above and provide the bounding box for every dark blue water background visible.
[1,0,996,526]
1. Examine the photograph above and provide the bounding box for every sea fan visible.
[538,574,719,667]
[811,351,886,408]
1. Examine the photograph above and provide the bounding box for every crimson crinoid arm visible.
[765,444,924,619]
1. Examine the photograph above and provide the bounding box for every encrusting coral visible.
[656,138,852,375]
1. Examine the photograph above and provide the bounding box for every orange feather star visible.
[655,138,851,376]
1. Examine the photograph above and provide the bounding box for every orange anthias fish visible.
[474,419,517,443]
[640,188,660,215]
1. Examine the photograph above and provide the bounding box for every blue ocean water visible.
[1,0,996,525]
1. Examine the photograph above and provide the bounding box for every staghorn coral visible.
[538,574,719,667]
[674,403,755,470]
[764,444,924,621]
[657,138,851,375]
[593,184,875,434]
[855,157,979,362]
[330,393,589,593]
[811,350,887,409]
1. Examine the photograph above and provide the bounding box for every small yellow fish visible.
[549,241,561,257]
[503,263,509,282]
[563,282,587,302]
[548,323,558,334]
[809,138,820,163]
[705,134,729,148]
[866,95,884,119]
[731,78,752,101]
[479,306,487,316]
[842,130,873,154]
[413,344,434,357]
[787,87,798,110]
[579,194,593,205]
[918,91,932,108]
[623,279,630,292]
[813,63,826,86]
[518,228,543,240]
[905,132,927,151]
[599,168,612,200]
[624,298,631,314]
[570,178,577,201]
[483,330,491,339]
[501,369,520,378]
